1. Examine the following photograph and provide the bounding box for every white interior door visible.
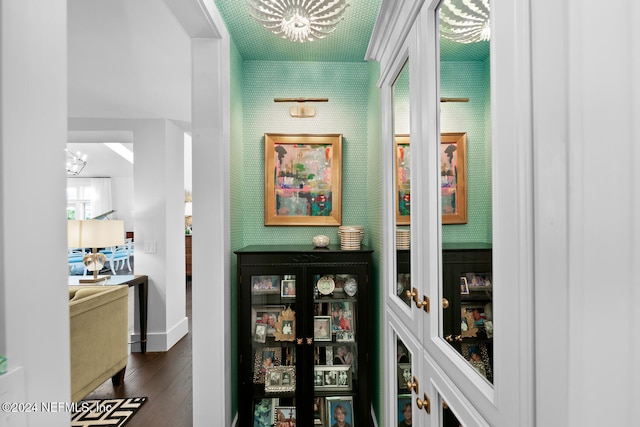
[378,0,535,425]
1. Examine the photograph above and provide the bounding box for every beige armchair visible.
[69,285,129,402]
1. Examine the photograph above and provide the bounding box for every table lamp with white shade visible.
[67,219,124,283]
[185,201,193,233]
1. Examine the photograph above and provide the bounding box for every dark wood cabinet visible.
[185,235,192,277]
[235,245,373,427]
[441,243,493,383]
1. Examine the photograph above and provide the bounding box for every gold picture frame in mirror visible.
[441,132,468,224]
[394,133,468,225]
[395,135,410,225]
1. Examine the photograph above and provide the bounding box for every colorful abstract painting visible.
[264,134,342,226]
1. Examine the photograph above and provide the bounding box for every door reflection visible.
[392,60,411,308]
[438,0,493,383]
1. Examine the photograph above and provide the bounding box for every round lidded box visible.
[338,225,364,250]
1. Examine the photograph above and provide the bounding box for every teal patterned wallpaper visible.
[229,40,243,415]
[231,60,380,417]
[230,45,244,255]
[366,60,383,421]
[441,58,492,243]
[391,58,491,243]
[228,54,490,421]
[240,61,374,246]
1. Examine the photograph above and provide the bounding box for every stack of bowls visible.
[338,226,365,250]
[396,228,410,250]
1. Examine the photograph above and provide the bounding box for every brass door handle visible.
[442,298,449,309]
[306,337,313,345]
[296,338,303,345]
[445,335,453,342]
[405,288,417,299]
[406,376,419,394]
[406,288,430,312]
[416,393,431,414]
[416,296,430,312]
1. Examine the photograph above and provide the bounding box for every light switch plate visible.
[143,241,157,253]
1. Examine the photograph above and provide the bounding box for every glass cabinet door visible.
[311,271,359,427]
[238,246,372,427]
[309,267,366,427]
[246,268,302,427]
[395,336,413,427]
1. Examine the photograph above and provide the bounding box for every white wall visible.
[0,1,228,426]
[68,118,188,352]
[532,0,640,425]
[0,1,70,426]
[112,177,134,232]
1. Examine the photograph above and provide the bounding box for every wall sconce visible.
[274,97,328,118]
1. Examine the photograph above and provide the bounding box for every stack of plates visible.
[396,228,410,250]
[338,226,365,250]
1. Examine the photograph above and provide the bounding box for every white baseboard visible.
[0,367,27,426]
[130,316,189,352]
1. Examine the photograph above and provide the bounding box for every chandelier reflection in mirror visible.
[66,149,87,176]
[440,0,490,44]
[247,0,350,43]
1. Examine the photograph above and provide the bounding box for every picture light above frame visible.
[274,97,329,118]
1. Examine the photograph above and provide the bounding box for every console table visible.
[69,274,149,354]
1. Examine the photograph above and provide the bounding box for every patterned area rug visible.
[71,397,147,427]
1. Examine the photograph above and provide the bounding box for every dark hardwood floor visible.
[84,279,193,426]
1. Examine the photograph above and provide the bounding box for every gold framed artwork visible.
[395,135,410,225]
[441,132,468,224]
[393,132,468,225]
[264,133,342,226]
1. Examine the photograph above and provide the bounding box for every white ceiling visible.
[68,0,191,120]
[67,0,192,177]
[67,143,134,178]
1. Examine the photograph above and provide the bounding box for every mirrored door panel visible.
[437,0,494,383]
[392,59,412,309]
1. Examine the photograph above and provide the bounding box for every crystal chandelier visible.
[247,0,350,43]
[440,0,490,44]
[66,149,87,176]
